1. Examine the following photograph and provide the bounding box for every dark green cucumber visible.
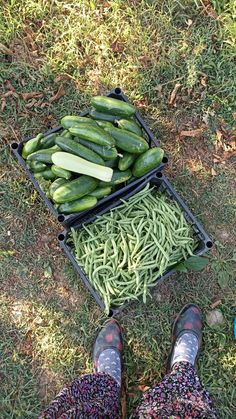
[55,137,105,165]
[132,147,164,177]
[49,178,68,197]
[51,164,72,180]
[60,129,73,139]
[40,133,58,149]
[90,186,112,199]
[100,169,132,186]
[116,119,142,136]
[95,120,114,129]
[78,138,117,161]
[27,147,58,164]
[90,108,121,122]
[69,124,115,147]
[27,161,47,172]
[105,157,119,168]
[118,152,136,171]
[105,127,149,154]
[53,175,98,203]
[22,133,44,158]
[61,115,97,129]
[58,196,97,214]
[91,96,136,117]
[34,168,56,180]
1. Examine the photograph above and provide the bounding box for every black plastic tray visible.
[58,173,213,316]
[11,87,168,227]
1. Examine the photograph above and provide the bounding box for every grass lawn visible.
[0,0,235,417]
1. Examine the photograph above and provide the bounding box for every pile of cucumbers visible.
[22,95,164,214]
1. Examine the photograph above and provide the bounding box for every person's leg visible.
[40,319,123,419]
[136,304,217,418]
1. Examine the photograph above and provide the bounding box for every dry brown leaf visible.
[40,102,50,108]
[110,40,125,53]
[138,385,150,392]
[49,84,65,102]
[133,97,149,108]
[1,98,6,112]
[202,1,218,19]
[0,43,13,55]
[211,168,217,176]
[169,83,181,105]
[5,80,16,92]
[21,92,43,100]
[55,74,72,82]
[210,300,222,309]
[180,129,203,138]
[25,98,38,108]
[3,90,18,99]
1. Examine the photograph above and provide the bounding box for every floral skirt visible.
[40,362,217,419]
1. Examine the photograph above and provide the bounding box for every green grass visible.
[0,0,235,417]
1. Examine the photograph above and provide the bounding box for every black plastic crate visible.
[11,88,168,227]
[58,173,213,316]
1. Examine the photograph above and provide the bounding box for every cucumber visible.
[27,161,47,172]
[132,147,164,177]
[105,127,149,154]
[60,129,73,139]
[55,137,105,165]
[90,186,112,199]
[49,178,68,197]
[78,138,117,160]
[39,133,58,149]
[69,124,115,147]
[58,196,97,214]
[91,96,136,117]
[116,119,142,136]
[95,120,114,129]
[22,133,44,158]
[61,115,97,129]
[90,109,121,122]
[34,168,56,180]
[53,175,98,203]
[51,164,72,180]
[105,157,119,168]
[27,148,58,164]
[118,152,136,171]
[100,169,132,186]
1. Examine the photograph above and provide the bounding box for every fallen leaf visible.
[169,83,181,105]
[5,80,16,92]
[133,97,149,108]
[180,129,202,138]
[25,98,38,108]
[210,300,222,309]
[202,1,218,19]
[40,102,50,108]
[138,385,150,392]
[49,84,65,102]
[2,90,18,99]
[110,40,125,53]
[200,76,207,87]
[1,98,6,112]
[21,92,43,100]
[211,168,217,176]
[55,74,72,82]
[0,43,13,55]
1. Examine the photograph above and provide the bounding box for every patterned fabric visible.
[171,332,199,367]
[97,348,121,386]
[41,362,217,419]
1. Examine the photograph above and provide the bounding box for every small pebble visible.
[206,309,224,327]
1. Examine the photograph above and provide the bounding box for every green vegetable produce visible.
[118,152,136,171]
[61,115,97,129]
[95,120,114,129]
[55,136,105,165]
[132,147,164,177]
[69,124,115,147]
[100,169,132,186]
[27,161,47,172]
[116,119,142,136]
[51,164,72,180]
[105,127,149,154]
[90,186,112,199]
[105,157,119,168]
[78,138,117,160]
[60,129,73,139]
[49,178,68,197]
[39,133,58,149]
[27,147,59,164]
[22,133,44,158]
[52,152,113,182]
[91,96,136,117]
[53,175,98,203]
[34,168,56,180]
[90,108,121,122]
[70,183,196,313]
[58,196,97,214]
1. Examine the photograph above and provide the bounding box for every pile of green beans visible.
[70,183,196,313]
